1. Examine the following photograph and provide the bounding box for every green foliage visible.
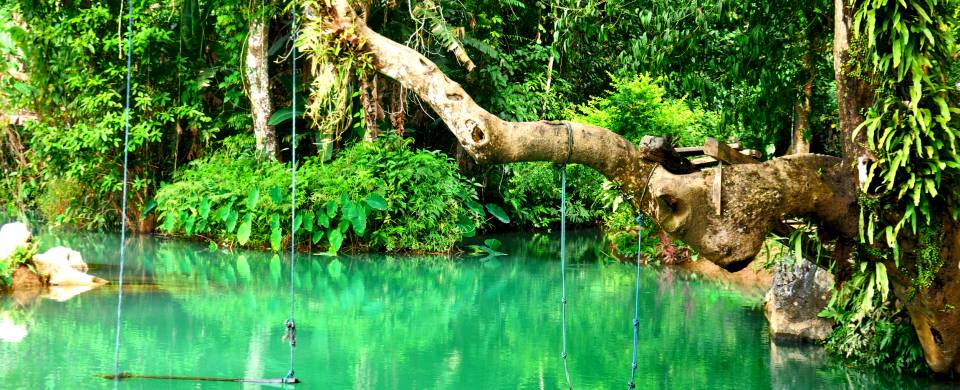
[820,261,928,374]
[853,0,960,260]
[155,135,498,253]
[0,242,36,287]
[573,74,724,146]
[499,163,606,229]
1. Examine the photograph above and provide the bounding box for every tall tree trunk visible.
[246,11,277,159]
[789,53,814,155]
[833,0,873,169]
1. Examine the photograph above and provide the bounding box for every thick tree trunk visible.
[831,0,960,374]
[245,14,277,159]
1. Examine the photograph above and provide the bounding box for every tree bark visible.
[833,0,874,169]
[245,12,277,159]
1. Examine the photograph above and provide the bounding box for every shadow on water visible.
[0,230,951,388]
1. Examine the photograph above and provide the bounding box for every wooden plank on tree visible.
[741,149,763,160]
[675,146,704,157]
[690,156,719,168]
[703,137,759,165]
[676,142,742,157]
[637,135,699,174]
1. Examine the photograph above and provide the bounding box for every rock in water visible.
[33,246,88,272]
[763,256,834,342]
[0,222,32,260]
[32,247,105,286]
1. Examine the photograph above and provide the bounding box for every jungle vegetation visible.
[1,0,959,376]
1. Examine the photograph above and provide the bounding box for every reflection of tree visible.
[0,231,936,388]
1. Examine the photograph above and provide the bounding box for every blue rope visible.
[284,1,299,384]
[113,0,135,379]
[627,215,643,389]
[558,121,574,390]
[560,165,573,390]
[627,166,657,389]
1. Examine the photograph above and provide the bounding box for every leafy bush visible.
[498,163,606,229]
[573,74,724,147]
[820,261,928,374]
[154,135,501,253]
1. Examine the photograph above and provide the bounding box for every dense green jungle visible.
[2,0,960,382]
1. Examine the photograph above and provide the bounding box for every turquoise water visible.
[0,231,942,389]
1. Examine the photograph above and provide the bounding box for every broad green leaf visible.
[225,210,239,233]
[269,186,284,204]
[325,199,338,219]
[312,229,324,245]
[237,214,253,245]
[352,207,367,236]
[303,210,315,232]
[142,199,157,217]
[270,214,281,231]
[328,228,344,254]
[316,210,330,228]
[485,203,510,223]
[294,214,303,233]
[365,193,388,210]
[457,214,476,238]
[466,199,484,214]
[198,197,212,219]
[484,238,502,251]
[215,205,232,222]
[246,188,260,210]
[270,226,282,252]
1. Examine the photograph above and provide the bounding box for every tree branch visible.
[314,1,859,269]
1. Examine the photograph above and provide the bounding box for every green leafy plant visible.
[0,242,36,287]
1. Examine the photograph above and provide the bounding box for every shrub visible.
[154,135,500,253]
[498,162,606,229]
[572,74,724,147]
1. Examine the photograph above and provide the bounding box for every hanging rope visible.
[284,1,300,385]
[559,121,574,390]
[627,214,643,389]
[627,166,657,389]
[112,0,135,380]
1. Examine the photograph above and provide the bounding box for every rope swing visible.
[111,0,134,379]
[105,2,300,385]
[283,0,301,384]
[627,166,656,389]
[558,121,574,390]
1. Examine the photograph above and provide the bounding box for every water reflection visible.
[0,231,946,388]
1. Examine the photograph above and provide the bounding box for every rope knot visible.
[633,319,640,327]
[283,319,297,347]
[628,381,636,389]
[561,297,567,304]
[561,352,568,359]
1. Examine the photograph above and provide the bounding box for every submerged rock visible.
[763,256,834,342]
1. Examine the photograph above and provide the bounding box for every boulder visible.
[33,246,88,272]
[763,256,835,342]
[0,222,31,260]
[32,248,105,286]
